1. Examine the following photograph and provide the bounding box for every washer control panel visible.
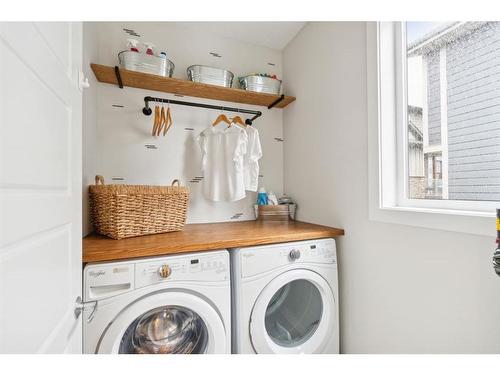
[240,239,336,278]
[135,252,228,288]
[84,250,229,300]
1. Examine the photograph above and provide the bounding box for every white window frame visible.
[367,21,496,236]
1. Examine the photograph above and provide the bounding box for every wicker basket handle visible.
[95,175,105,185]
[171,179,181,187]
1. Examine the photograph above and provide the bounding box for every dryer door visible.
[96,291,226,354]
[249,269,336,354]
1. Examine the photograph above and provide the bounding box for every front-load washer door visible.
[250,269,336,354]
[96,291,226,354]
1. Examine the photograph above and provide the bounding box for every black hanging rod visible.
[142,96,262,125]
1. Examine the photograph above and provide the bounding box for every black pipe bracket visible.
[114,66,123,89]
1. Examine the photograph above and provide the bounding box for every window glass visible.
[406,22,500,201]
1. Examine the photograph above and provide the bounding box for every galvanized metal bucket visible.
[240,75,282,95]
[119,51,175,77]
[187,65,234,87]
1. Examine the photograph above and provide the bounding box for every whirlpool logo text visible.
[89,270,105,277]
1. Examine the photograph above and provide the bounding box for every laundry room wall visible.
[283,22,500,353]
[83,22,284,232]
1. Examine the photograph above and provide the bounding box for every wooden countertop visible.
[83,221,344,263]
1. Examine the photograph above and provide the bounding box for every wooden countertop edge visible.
[83,221,344,264]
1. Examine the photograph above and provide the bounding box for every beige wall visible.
[283,22,500,353]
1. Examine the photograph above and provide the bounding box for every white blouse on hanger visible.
[243,126,262,192]
[197,125,248,202]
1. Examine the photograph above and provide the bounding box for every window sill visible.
[369,204,495,237]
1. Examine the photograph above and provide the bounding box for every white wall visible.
[84,22,284,228]
[283,22,500,353]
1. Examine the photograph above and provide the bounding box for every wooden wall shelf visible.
[90,64,296,109]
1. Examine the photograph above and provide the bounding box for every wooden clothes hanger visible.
[230,108,246,127]
[231,114,246,128]
[164,102,173,136]
[152,105,160,136]
[156,106,166,136]
[212,108,231,127]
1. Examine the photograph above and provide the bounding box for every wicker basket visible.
[89,175,189,239]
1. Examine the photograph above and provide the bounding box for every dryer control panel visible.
[239,238,336,278]
[84,250,229,301]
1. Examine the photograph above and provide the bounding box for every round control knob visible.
[158,264,172,279]
[289,249,301,261]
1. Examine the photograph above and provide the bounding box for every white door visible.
[250,269,336,354]
[0,22,83,353]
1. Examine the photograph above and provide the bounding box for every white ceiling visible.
[179,22,307,50]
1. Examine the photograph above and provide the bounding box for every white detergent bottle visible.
[267,191,278,205]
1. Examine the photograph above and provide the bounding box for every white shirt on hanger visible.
[243,126,262,192]
[197,125,248,202]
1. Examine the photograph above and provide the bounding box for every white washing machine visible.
[83,250,230,354]
[231,239,339,354]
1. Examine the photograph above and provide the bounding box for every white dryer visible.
[83,250,230,354]
[231,239,339,354]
